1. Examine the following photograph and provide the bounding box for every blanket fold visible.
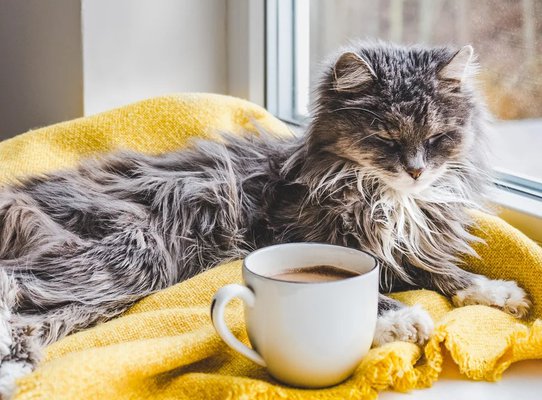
[0,93,540,399]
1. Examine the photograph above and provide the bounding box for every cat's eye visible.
[375,135,399,148]
[425,132,451,146]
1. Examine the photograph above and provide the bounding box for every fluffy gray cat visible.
[0,42,530,395]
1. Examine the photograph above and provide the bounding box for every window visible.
[266,0,542,207]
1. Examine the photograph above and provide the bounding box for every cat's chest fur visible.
[279,179,476,283]
[338,186,439,248]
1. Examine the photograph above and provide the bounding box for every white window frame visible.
[266,0,310,123]
[227,0,266,107]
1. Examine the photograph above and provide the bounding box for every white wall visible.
[82,0,227,116]
[0,0,83,139]
[0,0,229,139]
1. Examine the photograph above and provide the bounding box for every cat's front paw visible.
[0,312,12,361]
[0,360,33,399]
[372,305,434,347]
[452,277,531,318]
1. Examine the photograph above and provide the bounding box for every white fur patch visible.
[0,361,32,399]
[453,277,531,318]
[373,305,434,347]
[0,269,16,361]
[384,167,446,195]
[0,310,12,360]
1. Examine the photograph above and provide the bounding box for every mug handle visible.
[211,284,266,367]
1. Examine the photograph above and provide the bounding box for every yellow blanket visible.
[0,93,540,399]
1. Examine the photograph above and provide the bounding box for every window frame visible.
[226,0,266,107]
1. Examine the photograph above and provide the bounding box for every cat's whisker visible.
[354,131,381,143]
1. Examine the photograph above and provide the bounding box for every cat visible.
[0,42,530,396]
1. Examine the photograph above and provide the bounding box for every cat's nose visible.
[406,167,424,180]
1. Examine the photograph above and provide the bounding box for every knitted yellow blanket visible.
[1,94,540,399]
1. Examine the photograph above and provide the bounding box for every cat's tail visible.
[0,269,41,399]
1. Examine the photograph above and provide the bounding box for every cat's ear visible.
[438,45,475,83]
[333,52,376,92]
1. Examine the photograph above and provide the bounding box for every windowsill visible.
[492,188,542,244]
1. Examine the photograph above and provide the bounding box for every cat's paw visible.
[452,277,531,318]
[372,305,434,347]
[0,269,17,361]
[0,360,33,399]
[0,312,12,361]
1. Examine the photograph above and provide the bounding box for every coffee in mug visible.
[270,265,359,283]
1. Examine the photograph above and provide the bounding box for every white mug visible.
[211,243,379,388]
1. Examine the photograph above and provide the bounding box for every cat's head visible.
[309,42,487,194]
